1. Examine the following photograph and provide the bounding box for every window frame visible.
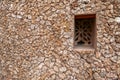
[73,14,97,51]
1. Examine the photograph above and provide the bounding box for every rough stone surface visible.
[0,0,120,80]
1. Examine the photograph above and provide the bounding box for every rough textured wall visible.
[0,0,120,80]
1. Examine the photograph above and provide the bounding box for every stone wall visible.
[0,0,120,80]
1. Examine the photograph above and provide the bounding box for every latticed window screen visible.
[74,14,96,48]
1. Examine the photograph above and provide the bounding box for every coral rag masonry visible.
[0,0,120,80]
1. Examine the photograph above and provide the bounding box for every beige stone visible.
[0,0,119,80]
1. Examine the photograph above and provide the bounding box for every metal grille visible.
[75,19,94,46]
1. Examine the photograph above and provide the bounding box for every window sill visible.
[73,45,95,53]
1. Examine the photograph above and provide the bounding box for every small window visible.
[74,14,96,49]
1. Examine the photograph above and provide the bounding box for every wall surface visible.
[0,0,120,80]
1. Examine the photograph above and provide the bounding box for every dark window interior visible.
[74,14,96,48]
